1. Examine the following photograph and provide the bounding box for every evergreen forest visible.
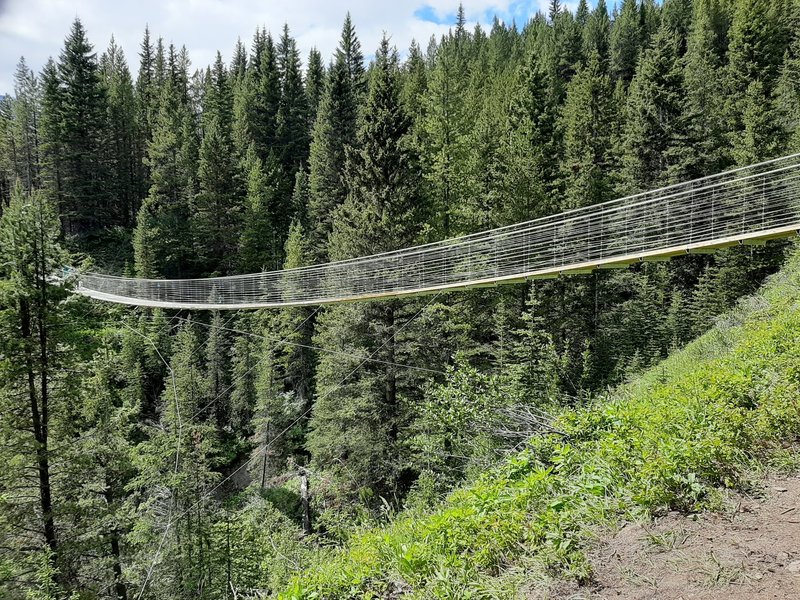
[2,0,800,597]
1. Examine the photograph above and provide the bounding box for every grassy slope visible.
[280,248,800,599]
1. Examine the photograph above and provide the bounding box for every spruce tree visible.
[276,24,308,176]
[0,184,71,593]
[306,17,365,260]
[39,59,64,216]
[9,58,41,191]
[561,51,615,209]
[610,0,643,84]
[421,33,470,236]
[583,0,611,65]
[620,21,686,190]
[131,322,218,598]
[193,53,241,275]
[675,0,731,179]
[305,48,325,128]
[101,37,138,226]
[308,38,424,500]
[238,147,283,272]
[133,75,196,278]
[57,18,110,235]
[136,26,157,197]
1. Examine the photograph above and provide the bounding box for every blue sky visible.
[0,0,563,94]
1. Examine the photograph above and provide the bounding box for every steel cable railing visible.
[76,154,800,309]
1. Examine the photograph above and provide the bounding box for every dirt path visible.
[547,475,800,599]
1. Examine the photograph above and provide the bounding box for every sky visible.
[0,0,555,95]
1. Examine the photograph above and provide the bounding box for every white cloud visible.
[0,0,548,94]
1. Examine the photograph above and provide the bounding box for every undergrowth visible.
[278,247,800,599]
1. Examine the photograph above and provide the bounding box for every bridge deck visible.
[75,155,800,310]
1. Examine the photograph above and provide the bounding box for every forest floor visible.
[544,473,800,600]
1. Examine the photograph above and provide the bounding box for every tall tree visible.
[276,24,308,177]
[193,53,241,275]
[0,185,71,593]
[610,0,643,84]
[306,16,365,260]
[101,37,139,226]
[57,18,110,235]
[9,58,41,191]
[305,48,325,128]
[561,51,616,209]
[308,38,425,500]
[133,73,197,278]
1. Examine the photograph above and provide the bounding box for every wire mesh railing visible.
[76,154,800,309]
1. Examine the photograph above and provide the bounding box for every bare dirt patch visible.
[544,475,800,599]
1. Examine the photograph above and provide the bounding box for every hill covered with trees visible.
[1,0,800,597]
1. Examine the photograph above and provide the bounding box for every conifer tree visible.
[583,0,611,65]
[675,0,731,179]
[131,322,218,598]
[101,37,139,226]
[276,24,308,176]
[238,147,283,272]
[39,58,64,216]
[497,51,559,224]
[306,17,365,259]
[620,19,686,189]
[9,58,41,191]
[610,0,643,83]
[421,33,470,236]
[57,18,110,234]
[305,48,325,128]
[136,26,157,196]
[308,38,424,499]
[0,184,71,593]
[193,53,241,275]
[561,51,615,209]
[133,74,196,278]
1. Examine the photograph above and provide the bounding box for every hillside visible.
[279,244,800,599]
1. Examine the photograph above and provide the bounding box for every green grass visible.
[279,248,800,599]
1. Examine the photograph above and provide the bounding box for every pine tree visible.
[610,0,643,84]
[308,38,424,500]
[101,37,139,226]
[0,184,71,593]
[561,52,616,209]
[193,114,240,275]
[39,58,64,215]
[193,53,241,275]
[583,0,611,65]
[725,0,792,163]
[238,147,283,272]
[305,48,325,128]
[136,26,157,197]
[206,310,231,428]
[9,58,41,191]
[338,13,367,100]
[620,20,686,190]
[674,0,731,179]
[497,51,559,224]
[276,24,308,176]
[306,17,365,260]
[57,18,110,235]
[133,74,196,278]
[777,34,800,150]
[130,322,218,598]
[420,33,470,236]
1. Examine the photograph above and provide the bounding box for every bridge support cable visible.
[75,154,800,310]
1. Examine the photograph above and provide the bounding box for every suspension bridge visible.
[75,154,800,310]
